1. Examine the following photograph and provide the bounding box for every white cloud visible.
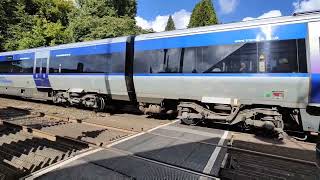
[135,16,152,29]
[135,9,191,32]
[293,0,320,13]
[242,10,282,21]
[218,0,239,14]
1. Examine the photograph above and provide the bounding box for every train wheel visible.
[180,117,199,125]
[96,96,106,112]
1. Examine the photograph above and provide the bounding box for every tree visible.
[188,0,218,28]
[33,0,74,26]
[3,0,74,51]
[165,15,176,31]
[0,0,20,51]
[68,15,138,42]
[74,0,136,18]
[111,0,137,19]
[68,0,142,42]
[1,0,143,51]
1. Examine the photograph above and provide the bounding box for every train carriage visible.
[134,12,320,137]
[0,12,320,138]
[0,37,130,110]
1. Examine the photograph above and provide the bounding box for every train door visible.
[34,51,51,89]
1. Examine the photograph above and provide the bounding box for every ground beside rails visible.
[2,111,137,147]
[0,97,319,180]
[0,122,90,180]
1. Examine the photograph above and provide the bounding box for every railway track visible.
[0,107,138,180]
[0,104,319,180]
[2,111,137,147]
[220,135,320,180]
[0,121,90,180]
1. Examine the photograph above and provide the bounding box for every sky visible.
[135,0,320,32]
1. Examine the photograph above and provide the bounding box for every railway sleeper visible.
[36,138,76,154]
[0,162,24,180]
[0,146,45,172]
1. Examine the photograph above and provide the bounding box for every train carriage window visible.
[182,48,197,73]
[134,50,162,73]
[0,56,34,74]
[134,48,181,74]
[183,43,258,73]
[134,38,307,74]
[258,39,306,73]
[298,39,307,73]
[164,48,181,73]
[49,53,119,74]
[110,53,125,73]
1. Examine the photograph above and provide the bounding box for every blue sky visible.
[135,0,320,32]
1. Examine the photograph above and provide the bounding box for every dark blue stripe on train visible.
[51,42,126,57]
[0,53,35,61]
[49,73,125,76]
[0,73,308,77]
[135,23,307,51]
[133,73,309,77]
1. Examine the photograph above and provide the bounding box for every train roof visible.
[0,36,128,56]
[1,12,320,56]
[135,13,320,41]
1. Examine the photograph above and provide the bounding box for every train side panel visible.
[134,23,309,108]
[48,74,129,100]
[133,75,309,108]
[48,41,129,101]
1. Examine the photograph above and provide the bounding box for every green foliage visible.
[188,0,218,28]
[33,0,74,26]
[68,15,138,42]
[74,0,136,18]
[165,15,176,31]
[0,0,19,51]
[74,0,116,17]
[1,0,145,52]
[2,0,74,51]
[112,0,137,19]
[68,0,141,42]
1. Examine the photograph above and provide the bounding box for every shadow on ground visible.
[0,107,32,120]
[35,133,319,180]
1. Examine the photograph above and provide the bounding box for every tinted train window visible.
[298,39,307,73]
[49,53,124,74]
[134,38,307,74]
[0,58,34,74]
[134,48,181,73]
[183,43,258,73]
[258,40,300,73]
[111,53,125,73]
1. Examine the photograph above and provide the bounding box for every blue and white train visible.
[1,12,320,137]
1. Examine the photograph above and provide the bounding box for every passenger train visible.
[1,12,320,138]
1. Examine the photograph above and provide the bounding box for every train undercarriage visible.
[49,89,304,140]
[140,100,303,140]
[52,90,107,111]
